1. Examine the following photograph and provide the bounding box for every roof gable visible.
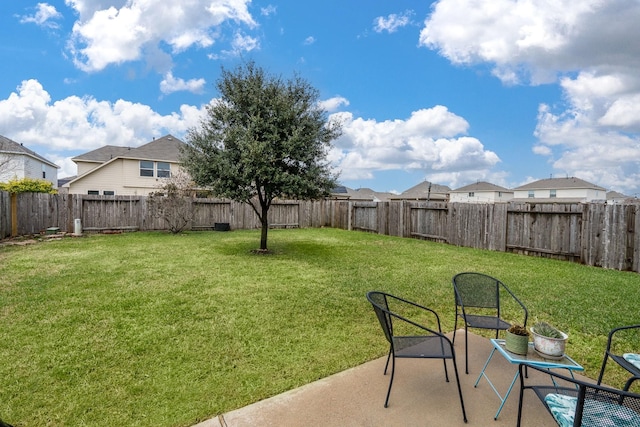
[398,181,451,198]
[0,134,59,168]
[123,135,185,161]
[514,177,605,191]
[72,134,186,165]
[452,181,511,192]
[72,145,132,163]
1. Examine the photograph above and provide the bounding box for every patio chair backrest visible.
[597,324,640,387]
[367,291,393,344]
[453,272,501,310]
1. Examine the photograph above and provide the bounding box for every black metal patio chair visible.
[517,363,640,426]
[366,291,467,423]
[597,324,640,389]
[452,272,528,374]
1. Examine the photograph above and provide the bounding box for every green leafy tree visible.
[182,61,341,251]
[0,177,57,194]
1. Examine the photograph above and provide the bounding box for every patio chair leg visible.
[453,316,458,344]
[383,348,392,375]
[516,380,525,427]
[464,326,469,374]
[442,359,450,382]
[384,355,396,408]
[452,358,467,423]
[597,355,609,385]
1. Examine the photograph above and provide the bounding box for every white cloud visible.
[0,79,207,177]
[19,3,63,28]
[66,0,256,72]
[261,5,277,16]
[231,32,259,52]
[373,11,413,34]
[420,0,608,84]
[421,0,640,86]
[160,72,206,95]
[168,29,215,52]
[0,80,503,192]
[532,69,640,193]
[420,0,640,194]
[329,107,499,183]
[534,100,640,191]
[304,36,315,45]
[599,94,640,129]
[318,96,349,112]
[209,32,259,59]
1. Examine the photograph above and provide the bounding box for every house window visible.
[550,189,557,198]
[88,190,99,195]
[103,190,115,196]
[157,162,171,178]
[528,190,535,198]
[498,192,503,197]
[140,161,154,177]
[468,192,475,197]
[42,164,46,179]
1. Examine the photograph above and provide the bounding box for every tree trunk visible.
[260,204,269,250]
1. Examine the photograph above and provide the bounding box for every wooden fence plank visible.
[0,190,9,238]
[507,203,583,261]
[410,201,448,242]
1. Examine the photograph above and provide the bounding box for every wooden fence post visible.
[10,193,17,237]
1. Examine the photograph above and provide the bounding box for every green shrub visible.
[0,177,57,194]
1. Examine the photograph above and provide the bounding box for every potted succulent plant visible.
[530,322,568,358]
[505,324,530,355]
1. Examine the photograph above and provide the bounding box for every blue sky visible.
[1,1,640,196]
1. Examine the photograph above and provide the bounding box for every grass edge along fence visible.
[1,191,639,273]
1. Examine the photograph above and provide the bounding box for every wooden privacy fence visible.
[0,192,338,237]
[1,191,640,273]
[349,201,640,272]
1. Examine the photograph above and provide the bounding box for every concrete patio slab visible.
[194,330,585,427]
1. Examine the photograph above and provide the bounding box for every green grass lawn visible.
[1,228,639,426]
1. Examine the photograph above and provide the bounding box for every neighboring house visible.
[349,187,395,202]
[330,186,395,201]
[606,190,639,204]
[391,181,450,201]
[0,135,59,188]
[63,134,186,196]
[450,181,514,203]
[330,185,351,200]
[512,177,606,203]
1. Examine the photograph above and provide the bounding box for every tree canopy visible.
[181,61,341,250]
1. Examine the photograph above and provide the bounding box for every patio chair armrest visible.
[624,376,640,391]
[386,310,451,344]
[518,363,581,389]
[384,293,445,333]
[606,324,640,351]
[501,284,529,326]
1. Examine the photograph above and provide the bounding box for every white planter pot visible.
[530,327,568,357]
